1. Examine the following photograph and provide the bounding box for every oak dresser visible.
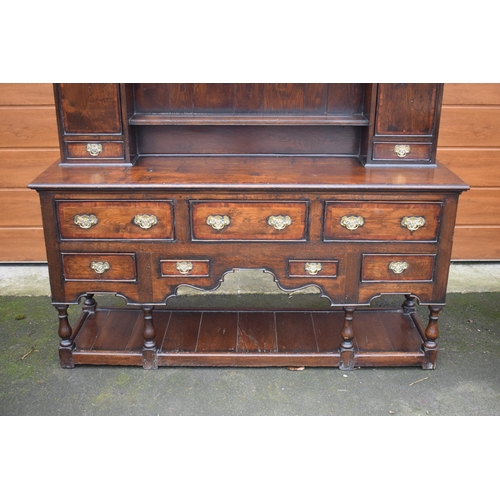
[29,84,469,369]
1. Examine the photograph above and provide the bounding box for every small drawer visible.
[57,200,174,240]
[160,259,210,277]
[288,260,338,278]
[361,254,435,282]
[62,253,137,281]
[372,142,432,162]
[324,202,441,241]
[65,141,125,160]
[191,201,308,241]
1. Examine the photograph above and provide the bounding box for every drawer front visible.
[361,254,435,282]
[65,141,125,160]
[62,253,137,281]
[57,200,174,240]
[324,202,441,241]
[288,260,338,278]
[191,201,308,241]
[160,259,210,277]
[372,143,432,162]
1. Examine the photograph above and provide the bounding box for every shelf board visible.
[69,308,426,368]
[129,113,369,126]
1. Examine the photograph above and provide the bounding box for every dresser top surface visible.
[29,156,469,192]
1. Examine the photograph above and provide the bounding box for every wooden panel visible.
[58,83,121,134]
[263,84,305,113]
[439,107,500,147]
[191,201,308,241]
[376,83,438,136]
[193,84,233,112]
[452,227,500,260]
[327,84,364,115]
[324,202,441,241]
[62,253,137,281]
[137,125,359,155]
[233,84,264,112]
[0,190,42,227]
[372,142,432,161]
[66,142,124,159]
[196,312,238,352]
[237,312,277,352]
[0,84,55,105]
[275,312,317,352]
[160,260,210,277]
[437,149,500,187]
[455,189,500,225]
[443,84,500,105]
[0,228,46,261]
[161,312,201,352]
[288,260,338,278]
[361,254,435,282]
[0,107,58,147]
[304,84,327,113]
[57,200,174,240]
[0,150,59,188]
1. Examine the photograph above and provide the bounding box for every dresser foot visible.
[141,306,158,369]
[422,305,442,369]
[56,305,74,368]
[339,307,356,370]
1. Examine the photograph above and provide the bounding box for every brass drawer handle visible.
[176,261,193,274]
[389,261,409,274]
[90,261,110,274]
[305,262,322,275]
[394,145,411,158]
[267,215,292,230]
[86,143,103,156]
[207,215,231,230]
[133,214,158,230]
[401,216,426,232]
[74,214,98,229]
[340,215,364,231]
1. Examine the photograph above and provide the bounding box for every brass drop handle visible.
[394,145,411,158]
[176,261,193,275]
[305,262,322,275]
[267,215,292,230]
[389,261,409,274]
[207,215,231,230]
[90,261,110,274]
[86,143,103,156]
[340,215,364,231]
[133,214,158,230]
[401,216,426,232]
[74,214,98,229]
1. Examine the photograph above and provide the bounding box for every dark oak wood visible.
[29,83,469,370]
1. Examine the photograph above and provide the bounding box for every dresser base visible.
[64,307,432,369]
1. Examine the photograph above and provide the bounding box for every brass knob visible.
[176,261,193,275]
[86,143,103,157]
[394,145,411,158]
[389,261,409,274]
[133,214,158,230]
[267,215,292,230]
[74,214,98,229]
[305,262,322,275]
[340,215,364,231]
[401,216,426,232]
[207,215,231,230]
[90,261,110,274]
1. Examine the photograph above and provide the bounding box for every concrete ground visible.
[0,264,499,416]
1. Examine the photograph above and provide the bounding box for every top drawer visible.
[324,202,442,241]
[191,201,308,241]
[57,200,174,240]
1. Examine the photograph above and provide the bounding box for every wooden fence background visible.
[0,83,499,262]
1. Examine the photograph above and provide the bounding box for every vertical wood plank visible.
[161,311,202,352]
[275,312,317,352]
[196,312,238,352]
[75,310,110,350]
[327,84,365,115]
[263,84,305,113]
[304,84,328,113]
[193,84,233,112]
[311,312,343,351]
[233,84,264,112]
[237,312,277,352]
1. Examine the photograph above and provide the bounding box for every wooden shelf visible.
[129,113,369,126]
[69,307,427,368]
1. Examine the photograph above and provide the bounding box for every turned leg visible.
[56,305,74,368]
[422,305,442,369]
[339,307,356,370]
[142,306,158,370]
[82,293,97,313]
[402,294,417,314]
